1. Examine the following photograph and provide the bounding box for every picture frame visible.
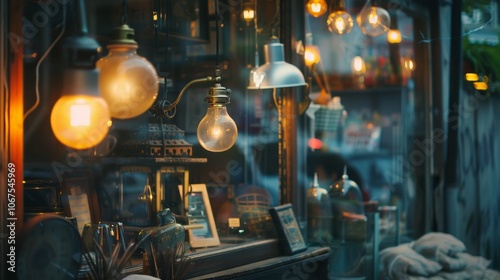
[269,203,308,255]
[118,166,154,227]
[61,169,101,234]
[178,184,220,248]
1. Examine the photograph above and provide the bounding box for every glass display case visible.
[8,0,499,278]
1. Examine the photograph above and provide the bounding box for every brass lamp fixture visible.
[326,0,354,35]
[151,68,237,153]
[96,0,159,119]
[151,0,237,153]
[50,0,112,150]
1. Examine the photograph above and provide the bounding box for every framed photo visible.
[178,184,220,248]
[269,203,308,255]
[118,166,154,227]
[61,169,101,234]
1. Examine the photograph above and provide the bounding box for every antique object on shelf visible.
[115,123,193,157]
[269,203,308,255]
[17,215,82,279]
[138,208,185,254]
[329,166,366,242]
[23,179,65,221]
[179,184,220,248]
[306,172,332,244]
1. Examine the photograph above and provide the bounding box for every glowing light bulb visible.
[404,56,415,72]
[357,6,391,37]
[352,56,366,74]
[387,29,402,43]
[304,45,321,67]
[465,73,479,81]
[242,1,255,25]
[306,0,328,18]
[474,81,488,90]
[327,11,354,35]
[51,94,112,150]
[369,12,378,24]
[197,105,238,152]
[97,25,158,119]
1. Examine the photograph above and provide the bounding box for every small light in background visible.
[387,29,402,43]
[357,6,391,37]
[304,45,321,67]
[465,73,479,81]
[352,56,366,74]
[351,56,366,89]
[403,55,415,72]
[242,1,255,25]
[306,0,328,18]
[326,0,353,35]
[474,81,488,90]
[308,138,323,150]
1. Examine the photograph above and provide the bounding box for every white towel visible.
[379,243,442,279]
[412,232,468,271]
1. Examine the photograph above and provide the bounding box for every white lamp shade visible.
[248,37,306,89]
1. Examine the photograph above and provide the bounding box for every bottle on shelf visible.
[329,166,366,242]
[306,172,332,245]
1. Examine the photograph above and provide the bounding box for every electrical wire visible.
[23,4,66,120]
[215,0,220,68]
[121,0,128,25]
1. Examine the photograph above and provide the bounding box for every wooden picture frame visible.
[269,203,308,255]
[61,169,100,234]
[178,184,220,248]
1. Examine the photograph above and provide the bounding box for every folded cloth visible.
[379,243,442,280]
[412,232,467,271]
[456,252,491,270]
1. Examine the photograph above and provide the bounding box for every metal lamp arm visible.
[152,76,218,118]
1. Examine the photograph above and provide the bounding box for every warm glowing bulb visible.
[387,29,402,43]
[70,103,91,126]
[243,9,255,22]
[197,105,238,152]
[368,11,378,25]
[404,56,415,71]
[306,0,328,18]
[465,73,479,81]
[357,6,391,37]
[51,95,112,150]
[327,11,354,35]
[304,45,321,67]
[97,44,158,119]
[474,81,488,90]
[352,56,366,74]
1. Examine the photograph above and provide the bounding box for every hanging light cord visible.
[24,2,66,120]
[121,0,128,25]
[214,0,220,68]
[253,0,259,67]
